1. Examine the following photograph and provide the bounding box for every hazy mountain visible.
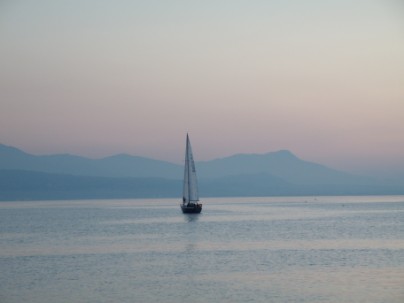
[1,169,403,201]
[0,144,182,178]
[0,144,376,184]
[1,143,403,200]
[197,150,374,185]
[199,173,291,197]
[200,172,404,197]
[0,169,180,200]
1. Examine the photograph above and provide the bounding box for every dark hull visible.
[181,204,202,214]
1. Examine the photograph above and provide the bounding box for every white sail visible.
[182,134,199,204]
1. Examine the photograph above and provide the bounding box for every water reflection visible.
[183,213,200,223]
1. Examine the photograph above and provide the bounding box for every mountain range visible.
[1,143,403,200]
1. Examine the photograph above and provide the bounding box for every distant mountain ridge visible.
[0,169,180,200]
[0,144,182,178]
[1,143,403,200]
[0,143,369,183]
[197,150,376,185]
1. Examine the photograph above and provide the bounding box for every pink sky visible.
[1,0,403,176]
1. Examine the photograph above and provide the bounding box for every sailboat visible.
[181,134,202,214]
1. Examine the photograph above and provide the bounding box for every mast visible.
[186,134,191,203]
[187,134,191,203]
[183,134,189,204]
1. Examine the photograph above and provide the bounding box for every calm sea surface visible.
[1,196,403,303]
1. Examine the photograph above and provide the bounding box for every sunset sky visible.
[1,0,403,176]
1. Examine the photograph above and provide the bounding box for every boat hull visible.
[181,203,202,214]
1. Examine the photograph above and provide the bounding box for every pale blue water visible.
[1,196,403,303]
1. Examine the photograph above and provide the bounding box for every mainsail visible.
[182,134,199,204]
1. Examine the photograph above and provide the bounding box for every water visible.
[1,196,403,303]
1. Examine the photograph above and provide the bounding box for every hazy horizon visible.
[1,141,402,179]
[1,0,403,176]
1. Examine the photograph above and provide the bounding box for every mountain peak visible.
[0,143,31,156]
[270,150,297,157]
